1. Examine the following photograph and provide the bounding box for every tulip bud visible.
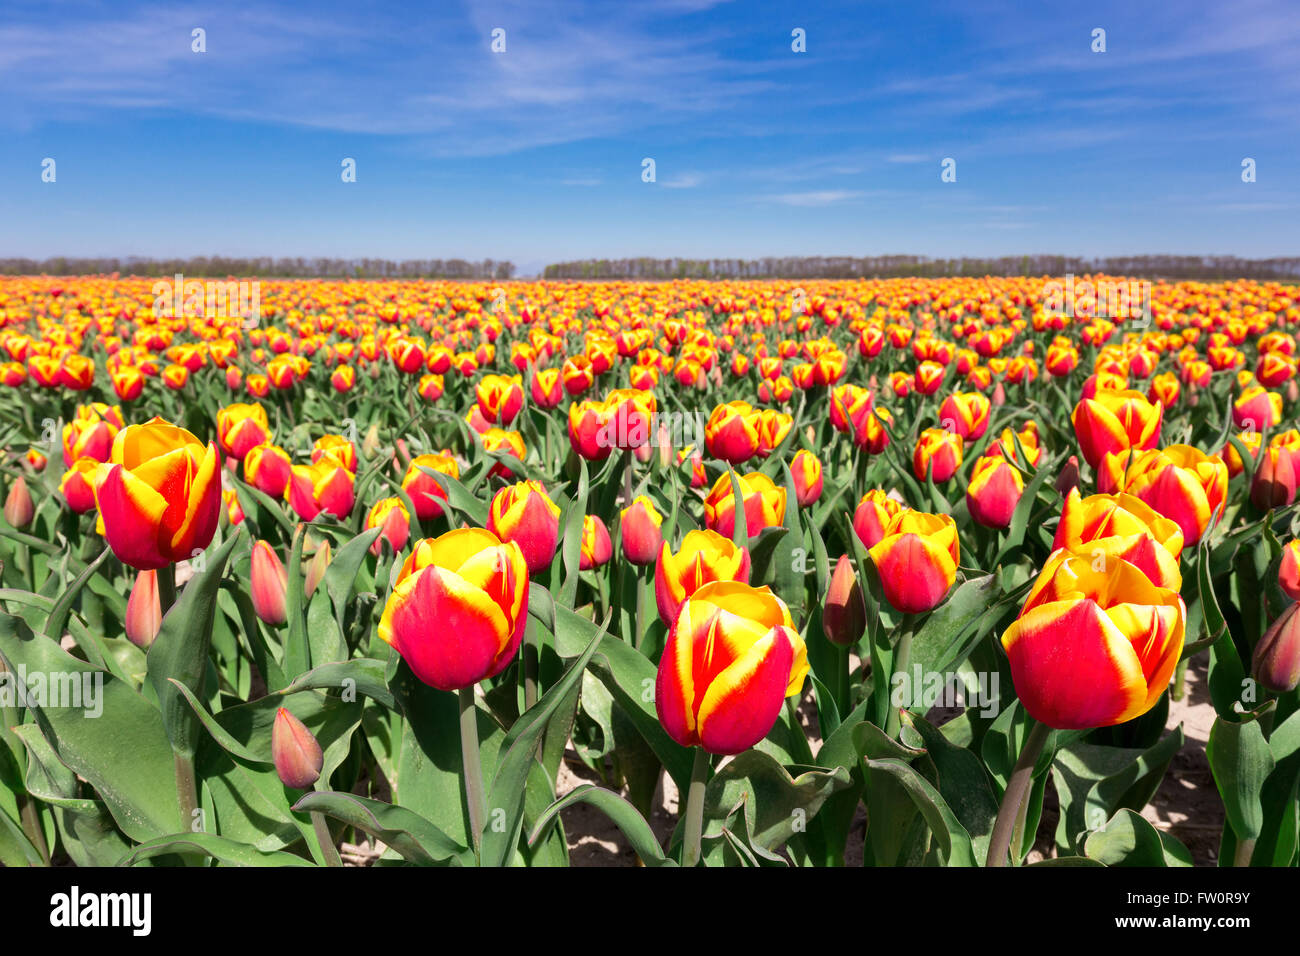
[1251,448,1297,511]
[579,515,613,570]
[125,568,162,649]
[1055,455,1080,497]
[272,707,323,789]
[250,540,289,625]
[1253,602,1300,693]
[4,476,34,527]
[822,555,865,646]
[304,540,332,598]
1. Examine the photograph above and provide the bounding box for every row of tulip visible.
[0,274,1297,867]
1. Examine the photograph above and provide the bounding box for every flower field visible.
[0,273,1298,868]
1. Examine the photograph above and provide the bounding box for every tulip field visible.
[1,272,1299,869]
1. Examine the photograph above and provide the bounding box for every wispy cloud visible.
[661,172,704,189]
[762,190,864,207]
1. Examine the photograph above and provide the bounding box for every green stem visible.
[1233,836,1257,867]
[18,793,51,865]
[157,563,178,615]
[459,685,488,860]
[174,751,200,834]
[311,809,343,867]
[987,719,1053,867]
[523,625,539,711]
[884,617,915,740]
[1171,657,1188,701]
[634,569,646,653]
[681,746,712,867]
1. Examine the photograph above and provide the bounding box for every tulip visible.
[869,511,959,614]
[250,540,289,625]
[531,367,564,409]
[1123,445,1228,545]
[286,460,356,521]
[366,497,411,556]
[790,449,823,506]
[852,489,904,548]
[705,401,762,464]
[475,374,525,426]
[1002,549,1185,729]
[938,391,991,441]
[1254,603,1300,693]
[913,427,964,483]
[703,471,787,539]
[1053,488,1184,589]
[620,496,664,566]
[1251,446,1298,511]
[1222,431,1262,478]
[124,568,162,649]
[754,409,792,457]
[418,373,444,402]
[272,707,323,789]
[59,458,99,513]
[62,403,124,466]
[4,476,33,527]
[216,403,272,461]
[378,528,529,691]
[402,452,460,520]
[243,443,292,498]
[1281,540,1300,602]
[965,455,1024,529]
[655,529,752,627]
[579,515,613,570]
[822,555,865,646]
[655,581,809,755]
[312,434,357,473]
[93,418,221,571]
[829,384,872,435]
[1233,385,1282,430]
[1071,389,1162,470]
[487,480,561,573]
[480,428,527,479]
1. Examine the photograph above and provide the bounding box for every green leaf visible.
[147,530,244,758]
[119,832,314,867]
[281,658,395,711]
[528,783,672,866]
[1207,713,1275,843]
[1084,808,1187,867]
[293,790,472,866]
[863,757,977,865]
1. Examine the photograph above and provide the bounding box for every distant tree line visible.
[542,256,1300,280]
[0,257,515,279]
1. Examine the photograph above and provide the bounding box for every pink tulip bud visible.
[251,540,289,625]
[1254,603,1300,694]
[125,569,162,649]
[272,707,323,789]
[4,476,34,528]
[305,540,332,599]
[822,555,865,646]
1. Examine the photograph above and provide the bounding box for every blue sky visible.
[1,0,1297,272]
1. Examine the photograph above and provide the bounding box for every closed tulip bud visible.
[1001,550,1184,729]
[823,555,865,646]
[790,450,823,506]
[243,442,292,498]
[579,515,613,570]
[250,540,289,625]
[4,476,34,527]
[125,569,162,649]
[26,448,47,472]
[620,496,664,566]
[378,528,529,690]
[655,529,752,626]
[94,418,222,571]
[869,511,959,614]
[304,540,332,598]
[1055,455,1080,497]
[272,707,323,789]
[1253,603,1300,693]
[487,480,561,573]
[655,581,809,755]
[965,456,1024,529]
[401,452,460,520]
[703,471,786,538]
[1251,447,1297,511]
[705,401,762,464]
[1281,540,1300,602]
[60,458,99,513]
[938,392,991,441]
